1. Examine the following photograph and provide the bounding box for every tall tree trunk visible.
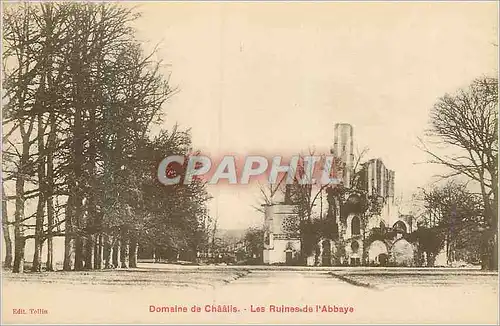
[94,234,103,269]
[13,237,26,274]
[46,229,53,271]
[74,235,84,271]
[46,112,56,271]
[112,238,120,268]
[11,11,31,274]
[85,98,99,270]
[70,37,87,271]
[129,234,138,268]
[103,234,112,269]
[477,167,498,270]
[488,180,498,271]
[32,113,46,272]
[87,75,101,270]
[72,111,85,272]
[2,183,13,268]
[63,193,75,271]
[13,118,33,273]
[490,233,498,271]
[84,236,94,270]
[120,230,129,268]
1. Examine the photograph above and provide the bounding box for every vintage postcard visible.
[1,1,499,325]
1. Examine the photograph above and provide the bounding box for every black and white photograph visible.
[1,1,499,324]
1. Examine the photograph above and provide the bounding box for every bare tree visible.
[419,181,484,266]
[252,173,287,214]
[285,150,343,264]
[2,183,13,267]
[421,76,498,270]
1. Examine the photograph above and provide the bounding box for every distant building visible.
[263,204,301,265]
[263,123,417,266]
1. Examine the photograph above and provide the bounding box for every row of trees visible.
[2,3,211,273]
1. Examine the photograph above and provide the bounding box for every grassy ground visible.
[2,266,250,289]
[3,263,496,292]
[2,264,498,324]
[331,271,498,290]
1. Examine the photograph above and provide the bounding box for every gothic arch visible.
[393,220,408,234]
[390,238,415,266]
[346,214,362,238]
[368,240,389,265]
[351,216,361,235]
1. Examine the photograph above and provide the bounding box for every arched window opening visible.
[393,221,407,234]
[351,216,361,235]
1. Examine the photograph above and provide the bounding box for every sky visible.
[129,2,498,230]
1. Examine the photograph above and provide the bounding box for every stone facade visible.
[262,123,417,266]
[262,204,301,265]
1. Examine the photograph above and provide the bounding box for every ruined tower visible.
[332,123,354,188]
